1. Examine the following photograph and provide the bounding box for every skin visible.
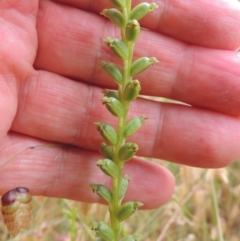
[0,0,240,209]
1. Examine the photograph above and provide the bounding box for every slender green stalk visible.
[92,1,158,240]
[108,5,137,240]
[211,180,224,241]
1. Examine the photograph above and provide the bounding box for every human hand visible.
[0,0,240,209]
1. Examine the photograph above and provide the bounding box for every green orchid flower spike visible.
[91,1,159,240]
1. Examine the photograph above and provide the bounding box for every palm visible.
[0,0,240,209]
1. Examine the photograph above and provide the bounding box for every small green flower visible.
[101,9,125,28]
[97,159,120,178]
[91,221,114,241]
[102,96,125,117]
[104,37,129,60]
[119,174,130,200]
[117,201,143,222]
[124,79,141,101]
[118,142,139,161]
[90,184,112,203]
[99,61,123,84]
[124,116,146,137]
[95,122,118,145]
[99,142,114,160]
[130,57,159,76]
[130,2,158,20]
[125,20,140,43]
[103,89,119,99]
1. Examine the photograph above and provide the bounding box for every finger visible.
[35,0,240,116]
[12,70,240,168]
[0,133,174,209]
[53,0,240,49]
[0,0,38,143]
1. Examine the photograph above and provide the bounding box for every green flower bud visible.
[119,174,130,200]
[125,20,140,43]
[99,142,114,160]
[90,184,112,203]
[119,142,139,161]
[120,234,141,241]
[97,159,119,178]
[124,79,141,101]
[91,221,114,241]
[104,37,129,60]
[101,9,125,28]
[103,89,119,99]
[95,122,118,145]
[130,57,159,76]
[117,201,143,222]
[102,96,125,117]
[99,61,123,84]
[130,3,158,20]
[124,116,146,137]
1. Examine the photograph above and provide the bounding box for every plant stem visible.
[211,179,224,241]
[109,1,135,239]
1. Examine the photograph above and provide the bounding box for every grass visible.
[1,159,240,240]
